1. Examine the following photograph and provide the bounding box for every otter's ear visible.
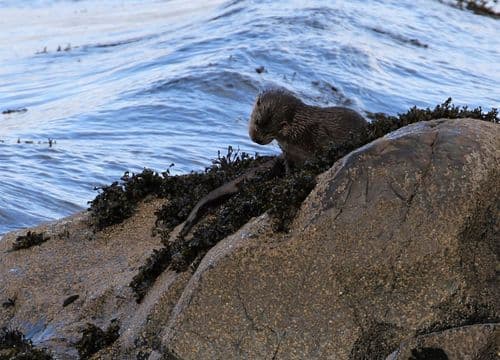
[256,98,261,106]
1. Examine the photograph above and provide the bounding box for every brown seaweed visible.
[75,320,120,360]
[12,231,50,251]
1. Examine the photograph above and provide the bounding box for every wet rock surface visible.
[0,118,498,359]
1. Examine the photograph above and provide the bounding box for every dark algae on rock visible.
[128,150,333,302]
[89,98,498,302]
[88,169,164,230]
[0,327,52,360]
[154,147,264,236]
[129,247,171,302]
[75,320,120,359]
[130,148,278,301]
[365,97,499,138]
[12,231,50,251]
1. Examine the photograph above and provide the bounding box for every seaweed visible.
[130,248,171,302]
[89,149,260,231]
[130,148,271,301]
[75,320,120,360]
[88,169,164,230]
[87,98,498,301]
[12,231,50,251]
[168,161,283,272]
[267,169,317,232]
[88,181,134,230]
[0,327,52,360]
[154,148,266,235]
[122,169,165,202]
[366,98,498,138]
[396,98,498,123]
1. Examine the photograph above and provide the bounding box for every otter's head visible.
[248,88,302,145]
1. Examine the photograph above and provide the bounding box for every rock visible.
[160,119,499,359]
[0,199,167,359]
[0,118,498,359]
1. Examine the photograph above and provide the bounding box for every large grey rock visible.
[161,119,499,359]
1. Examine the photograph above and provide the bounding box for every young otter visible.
[249,89,367,167]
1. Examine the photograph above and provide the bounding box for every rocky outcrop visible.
[160,119,499,359]
[0,118,498,359]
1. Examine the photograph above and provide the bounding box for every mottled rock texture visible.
[0,118,498,359]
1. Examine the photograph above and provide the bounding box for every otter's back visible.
[294,105,367,146]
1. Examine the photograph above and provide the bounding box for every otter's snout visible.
[249,124,273,145]
[249,108,274,145]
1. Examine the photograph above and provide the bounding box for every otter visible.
[249,88,367,168]
[176,89,366,238]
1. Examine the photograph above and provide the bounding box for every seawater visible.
[0,0,499,235]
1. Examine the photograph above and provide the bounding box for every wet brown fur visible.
[249,89,368,167]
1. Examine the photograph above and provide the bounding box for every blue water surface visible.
[0,0,499,235]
